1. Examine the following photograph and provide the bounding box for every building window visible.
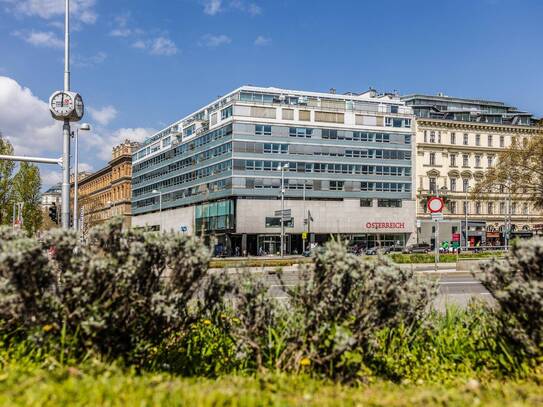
[463,178,469,192]
[430,131,436,143]
[512,202,517,214]
[377,199,402,208]
[281,108,294,120]
[263,143,288,154]
[360,198,373,207]
[424,130,428,143]
[289,127,312,138]
[448,201,457,214]
[475,155,481,168]
[405,135,411,144]
[500,135,505,147]
[450,132,456,144]
[390,105,399,113]
[464,201,469,214]
[463,154,469,167]
[429,177,437,194]
[487,155,494,167]
[450,154,457,167]
[330,180,344,191]
[475,202,481,215]
[255,124,272,135]
[429,152,436,166]
[523,202,529,215]
[315,111,344,123]
[475,134,481,146]
[450,178,457,192]
[463,133,469,145]
[488,134,493,147]
[488,202,494,215]
[299,110,311,121]
[221,105,233,120]
[500,202,506,214]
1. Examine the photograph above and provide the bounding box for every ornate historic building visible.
[71,140,140,232]
[402,94,543,247]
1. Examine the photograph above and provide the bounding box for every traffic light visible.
[49,203,58,224]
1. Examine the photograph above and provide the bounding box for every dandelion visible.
[42,324,54,333]
[232,317,240,324]
[300,357,311,366]
[203,319,212,325]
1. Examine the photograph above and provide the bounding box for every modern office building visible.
[70,140,140,233]
[131,86,416,255]
[402,93,543,247]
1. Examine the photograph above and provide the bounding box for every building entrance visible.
[257,235,290,256]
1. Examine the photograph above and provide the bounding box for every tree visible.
[12,162,43,236]
[0,133,15,226]
[473,134,543,209]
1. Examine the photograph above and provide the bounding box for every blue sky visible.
[0,0,542,187]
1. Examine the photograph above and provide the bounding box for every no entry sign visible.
[427,196,444,213]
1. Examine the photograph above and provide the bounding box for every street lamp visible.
[277,163,289,257]
[152,189,163,232]
[73,123,91,231]
[434,185,448,270]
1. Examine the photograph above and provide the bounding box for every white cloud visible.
[12,30,64,48]
[84,127,155,161]
[230,0,261,16]
[254,35,271,46]
[1,0,98,24]
[88,105,118,126]
[109,13,132,37]
[200,34,231,47]
[71,51,107,68]
[0,76,62,157]
[133,37,178,56]
[203,0,222,15]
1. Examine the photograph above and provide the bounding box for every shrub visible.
[476,238,543,358]
[231,240,437,381]
[0,218,229,365]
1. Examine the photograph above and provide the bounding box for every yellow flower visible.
[300,357,311,366]
[42,324,54,333]
[203,319,212,325]
[232,317,240,324]
[220,313,227,320]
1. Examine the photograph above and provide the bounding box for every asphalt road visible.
[254,270,490,310]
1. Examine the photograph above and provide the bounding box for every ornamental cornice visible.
[415,118,543,135]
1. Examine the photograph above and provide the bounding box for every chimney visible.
[329,88,336,94]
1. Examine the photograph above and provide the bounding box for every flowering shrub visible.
[477,238,543,357]
[0,218,229,363]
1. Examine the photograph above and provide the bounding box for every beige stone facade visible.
[415,118,543,245]
[70,140,140,232]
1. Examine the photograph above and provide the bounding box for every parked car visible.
[384,244,405,254]
[365,246,384,255]
[404,243,432,254]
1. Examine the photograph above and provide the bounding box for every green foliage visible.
[477,238,543,358]
[12,162,42,236]
[0,218,229,365]
[0,135,15,226]
[390,251,504,264]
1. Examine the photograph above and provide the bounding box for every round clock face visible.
[74,94,84,119]
[50,92,74,117]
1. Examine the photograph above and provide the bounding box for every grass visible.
[210,251,505,268]
[1,363,542,406]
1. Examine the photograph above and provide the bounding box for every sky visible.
[0,0,542,189]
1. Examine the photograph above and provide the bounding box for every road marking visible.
[439,281,484,285]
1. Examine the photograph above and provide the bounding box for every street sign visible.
[302,232,308,240]
[180,225,188,233]
[431,212,443,221]
[275,209,291,217]
[416,220,421,228]
[452,233,460,241]
[427,197,444,213]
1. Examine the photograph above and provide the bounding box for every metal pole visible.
[0,155,62,165]
[302,182,306,254]
[464,187,469,251]
[280,167,285,257]
[73,128,79,231]
[61,0,71,229]
[159,192,163,232]
[434,190,439,272]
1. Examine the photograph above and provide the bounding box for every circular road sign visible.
[427,197,444,213]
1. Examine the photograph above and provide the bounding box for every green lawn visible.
[1,365,542,406]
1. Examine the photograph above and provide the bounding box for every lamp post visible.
[464,185,471,251]
[73,123,90,231]
[435,185,448,270]
[152,189,163,232]
[278,163,289,257]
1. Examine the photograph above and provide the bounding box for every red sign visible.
[452,233,460,241]
[366,222,405,230]
[427,197,444,213]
